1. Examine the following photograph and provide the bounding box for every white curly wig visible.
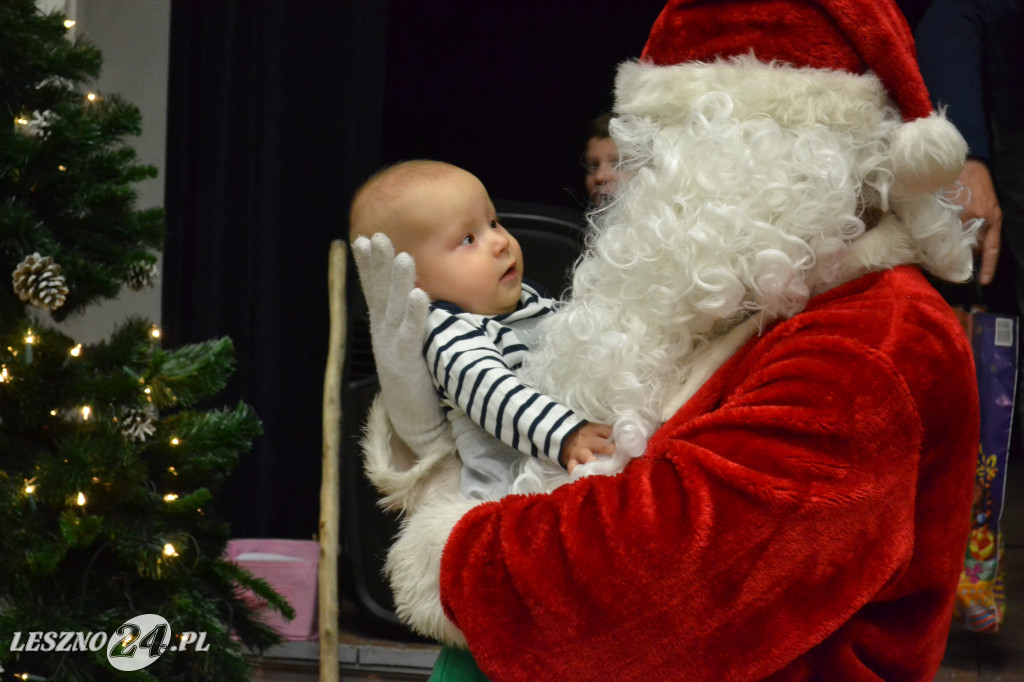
[518,56,973,469]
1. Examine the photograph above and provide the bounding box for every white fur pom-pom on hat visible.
[890,112,968,195]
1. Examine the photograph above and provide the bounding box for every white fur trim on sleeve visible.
[361,395,462,514]
[386,494,483,646]
[360,395,481,644]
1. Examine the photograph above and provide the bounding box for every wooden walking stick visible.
[319,239,347,681]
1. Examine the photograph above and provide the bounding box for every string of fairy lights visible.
[8,323,190,561]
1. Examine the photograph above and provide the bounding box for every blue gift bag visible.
[955,312,1017,632]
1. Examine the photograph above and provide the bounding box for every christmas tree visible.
[0,2,292,679]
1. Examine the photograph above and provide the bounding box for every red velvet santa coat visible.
[438,265,978,681]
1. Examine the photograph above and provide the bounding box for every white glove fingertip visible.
[370,232,396,256]
[368,233,396,273]
[406,288,432,323]
[394,289,431,355]
[383,260,418,329]
[352,237,375,278]
[393,252,417,288]
[394,250,415,269]
[352,235,371,253]
[352,239,376,296]
[409,287,430,305]
[361,234,395,300]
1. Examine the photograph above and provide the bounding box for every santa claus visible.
[352,0,980,679]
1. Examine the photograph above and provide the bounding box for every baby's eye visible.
[490,219,499,229]
[461,234,475,246]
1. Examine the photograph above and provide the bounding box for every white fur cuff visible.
[361,395,461,514]
[386,494,482,646]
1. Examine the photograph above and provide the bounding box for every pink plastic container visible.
[226,538,320,640]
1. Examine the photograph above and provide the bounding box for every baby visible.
[350,160,614,499]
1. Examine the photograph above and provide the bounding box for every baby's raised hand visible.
[561,422,616,474]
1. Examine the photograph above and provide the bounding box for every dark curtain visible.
[378,1,665,209]
[164,1,664,540]
[164,0,389,538]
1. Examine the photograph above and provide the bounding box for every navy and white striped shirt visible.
[424,282,583,464]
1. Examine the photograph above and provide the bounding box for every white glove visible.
[351,234,447,457]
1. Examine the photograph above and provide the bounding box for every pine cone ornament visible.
[12,252,69,311]
[119,407,156,442]
[15,109,57,137]
[125,260,159,291]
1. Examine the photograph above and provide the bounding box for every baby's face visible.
[404,168,523,316]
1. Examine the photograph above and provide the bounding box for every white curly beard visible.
[518,59,973,466]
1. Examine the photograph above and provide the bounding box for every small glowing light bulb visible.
[50,409,58,416]
[168,466,178,476]
[57,164,67,171]
[81,405,91,420]
[163,493,179,502]
[22,331,35,364]
[170,437,180,446]
[86,92,97,102]
[144,387,152,394]
[69,344,82,357]
[64,19,76,28]
[24,483,36,495]
[163,543,178,557]
[0,366,9,382]
[150,325,161,339]
[15,117,28,125]
[76,492,86,506]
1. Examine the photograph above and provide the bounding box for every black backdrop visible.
[163,0,665,539]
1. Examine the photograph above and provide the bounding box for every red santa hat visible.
[617,0,965,193]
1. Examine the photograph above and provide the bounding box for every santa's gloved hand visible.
[352,233,447,458]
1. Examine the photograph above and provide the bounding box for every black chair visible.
[339,201,586,639]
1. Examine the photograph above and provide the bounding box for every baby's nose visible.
[491,230,510,253]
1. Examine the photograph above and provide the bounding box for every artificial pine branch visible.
[144,338,238,408]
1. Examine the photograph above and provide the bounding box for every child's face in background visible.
[584,135,620,206]
[403,168,523,316]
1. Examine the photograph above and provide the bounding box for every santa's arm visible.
[395,334,924,679]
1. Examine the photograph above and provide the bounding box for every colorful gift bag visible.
[226,538,320,640]
[954,312,1017,632]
